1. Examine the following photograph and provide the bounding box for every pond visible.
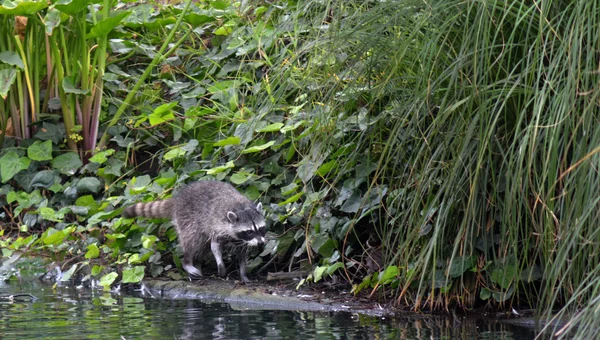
[0,277,540,340]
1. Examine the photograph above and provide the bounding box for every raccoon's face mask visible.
[227,203,266,246]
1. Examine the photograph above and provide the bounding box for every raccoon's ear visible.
[256,202,263,213]
[227,211,238,223]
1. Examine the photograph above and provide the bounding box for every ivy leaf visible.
[122,266,145,283]
[99,272,118,289]
[85,243,100,259]
[255,122,284,133]
[51,152,82,175]
[378,265,399,284]
[241,141,275,154]
[0,151,31,183]
[213,136,240,146]
[27,140,53,161]
[148,102,177,126]
[89,149,115,164]
[29,170,58,189]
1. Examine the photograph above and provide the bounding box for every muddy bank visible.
[141,279,395,317]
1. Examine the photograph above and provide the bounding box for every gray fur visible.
[122,180,266,283]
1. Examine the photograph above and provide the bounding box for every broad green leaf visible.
[163,147,185,160]
[0,68,17,98]
[85,244,100,259]
[76,177,102,194]
[88,11,131,39]
[480,287,491,300]
[148,102,177,126]
[326,262,344,275]
[60,264,78,281]
[44,7,61,35]
[0,51,24,69]
[122,266,145,283]
[281,120,306,133]
[214,136,241,146]
[43,228,67,245]
[378,265,399,283]
[278,192,303,206]
[51,152,82,175]
[185,13,216,27]
[54,0,89,15]
[241,141,275,154]
[230,171,252,185]
[313,266,327,283]
[448,256,476,278]
[91,265,104,276]
[99,272,118,289]
[27,140,53,161]
[0,151,31,183]
[205,161,234,175]
[89,149,115,164]
[62,76,90,95]
[256,123,284,133]
[142,235,157,249]
[0,0,48,15]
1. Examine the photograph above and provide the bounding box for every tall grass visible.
[288,0,600,336]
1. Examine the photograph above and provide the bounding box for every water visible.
[0,279,537,339]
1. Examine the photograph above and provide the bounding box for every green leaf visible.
[205,161,234,175]
[163,147,185,160]
[62,76,90,95]
[60,264,78,282]
[241,141,275,154]
[278,192,303,206]
[54,0,89,15]
[75,177,102,194]
[214,136,241,146]
[44,7,61,35]
[27,140,53,161]
[230,171,253,185]
[89,149,115,164]
[378,265,399,284]
[313,266,327,283]
[0,51,24,69]
[88,11,131,39]
[85,243,100,259]
[0,151,31,183]
[448,256,476,278]
[122,266,145,283]
[142,235,157,249]
[51,152,82,175]
[480,287,491,300]
[99,272,118,289]
[0,0,48,15]
[0,68,17,99]
[43,228,67,245]
[281,120,306,133]
[148,102,177,126]
[256,123,284,133]
[91,265,104,276]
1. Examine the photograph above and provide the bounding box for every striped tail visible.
[123,199,173,219]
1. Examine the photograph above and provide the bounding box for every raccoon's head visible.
[227,203,266,246]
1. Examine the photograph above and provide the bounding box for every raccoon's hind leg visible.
[179,226,204,279]
[210,238,226,278]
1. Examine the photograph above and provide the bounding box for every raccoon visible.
[123,180,266,283]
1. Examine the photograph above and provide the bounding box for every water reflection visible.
[0,279,536,339]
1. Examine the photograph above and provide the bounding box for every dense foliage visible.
[2,0,600,337]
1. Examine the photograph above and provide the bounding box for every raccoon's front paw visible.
[217,264,227,278]
[184,264,203,278]
[239,275,250,284]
